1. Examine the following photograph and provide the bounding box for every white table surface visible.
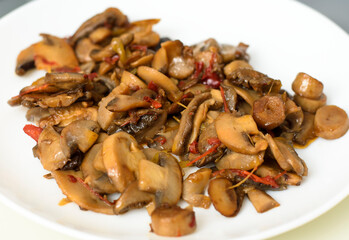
[0,0,348,239]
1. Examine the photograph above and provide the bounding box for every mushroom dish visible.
[8,7,349,237]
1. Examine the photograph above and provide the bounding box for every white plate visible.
[0,0,348,239]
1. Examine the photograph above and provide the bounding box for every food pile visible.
[8,8,349,237]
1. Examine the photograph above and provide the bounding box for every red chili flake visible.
[178,80,186,89]
[154,136,167,145]
[187,143,220,167]
[23,124,43,142]
[274,170,287,180]
[229,169,280,188]
[84,72,98,81]
[103,54,120,65]
[103,20,113,29]
[147,81,159,92]
[54,66,81,73]
[129,85,140,91]
[207,137,221,145]
[33,55,58,66]
[68,175,77,183]
[189,141,199,154]
[144,96,162,109]
[193,61,204,79]
[130,44,148,53]
[181,93,190,99]
[19,84,51,96]
[201,53,222,88]
[189,214,196,228]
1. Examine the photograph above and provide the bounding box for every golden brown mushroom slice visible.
[223,60,252,76]
[138,152,182,206]
[128,19,160,47]
[52,170,114,215]
[102,131,145,193]
[137,66,183,102]
[292,72,323,99]
[106,95,151,112]
[60,120,100,158]
[114,181,154,214]
[33,34,79,72]
[294,93,326,113]
[150,205,196,237]
[215,113,268,155]
[37,126,68,171]
[216,150,264,171]
[120,70,147,90]
[75,38,101,63]
[246,188,280,213]
[255,165,302,186]
[182,168,212,209]
[15,44,35,75]
[208,178,239,217]
[151,47,168,73]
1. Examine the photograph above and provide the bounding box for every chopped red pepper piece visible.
[207,137,221,145]
[19,84,51,96]
[33,55,58,66]
[54,66,81,73]
[274,170,287,180]
[144,96,162,109]
[186,143,220,167]
[103,54,120,65]
[219,86,230,113]
[189,141,199,154]
[193,61,204,79]
[201,53,222,88]
[130,44,148,53]
[84,72,98,81]
[147,81,159,92]
[154,136,167,145]
[23,124,43,142]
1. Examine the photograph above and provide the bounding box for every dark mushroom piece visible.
[75,38,101,63]
[216,150,264,171]
[246,188,279,213]
[114,181,154,214]
[182,168,212,209]
[293,112,315,145]
[255,165,302,186]
[294,93,326,113]
[60,120,100,158]
[292,72,323,99]
[220,81,238,112]
[69,7,129,46]
[106,95,151,112]
[15,44,35,75]
[172,92,211,155]
[208,178,239,217]
[150,205,196,237]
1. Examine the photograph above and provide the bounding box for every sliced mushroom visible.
[246,188,279,213]
[33,34,79,72]
[130,54,154,68]
[151,47,168,73]
[120,70,147,89]
[232,84,260,107]
[255,165,302,186]
[292,72,323,99]
[37,126,68,171]
[81,143,117,194]
[172,92,211,155]
[138,152,182,206]
[221,81,238,112]
[75,38,101,63]
[60,120,100,158]
[215,113,268,155]
[220,42,250,63]
[216,150,264,171]
[89,27,112,43]
[294,94,326,113]
[52,170,114,214]
[15,44,35,75]
[129,19,160,47]
[97,83,130,130]
[106,95,151,112]
[266,134,307,176]
[150,205,196,237]
[69,7,129,45]
[208,178,238,217]
[102,132,145,192]
[294,112,315,145]
[137,66,183,102]
[223,60,252,76]
[114,181,154,214]
[314,105,349,139]
[253,95,286,130]
[281,97,304,132]
[182,168,212,209]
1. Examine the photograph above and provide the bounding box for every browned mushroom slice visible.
[81,143,117,194]
[129,19,160,47]
[183,168,212,209]
[39,103,98,128]
[220,42,250,63]
[37,88,84,108]
[208,178,238,217]
[114,181,154,214]
[89,27,112,43]
[281,97,304,132]
[151,47,168,73]
[246,188,279,213]
[168,46,195,80]
[44,72,87,89]
[138,152,182,206]
[60,120,100,158]
[253,95,286,130]
[37,126,68,171]
[33,34,79,72]
[69,7,129,45]
[75,38,101,63]
[90,44,115,62]
[220,81,238,112]
[102,132,145,192]
[106,95,151,112]
[227,68,281,93]
[15,44,35,75]
[216,150,264,171]
[266,134,308,176]
[223,60,252,76]
[97,83,130,130]
[294,93,326,113]
[215,113,268,155]
[52,170,114,215]
[150,205,196,237]
[294,112,315,145]
[172,92,211,155]
[292,72,323,99]
[137,66,183,102]
[130,54,154,68]
[255,165,302,186]
[232,84,261,107]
